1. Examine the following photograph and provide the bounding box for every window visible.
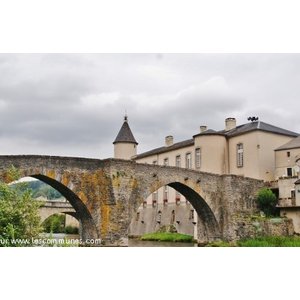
[186,152,192,169]
[152,199,157,207]
[189,210,194,220]
[175,155,181,168]
[152,190,158,202]
[287,167,293,177]
[291,190,296,199]
[287,151,291,157]
[163,185,168,201]
[171,210,175,224]
[157,211,162,223]
[163,158,169,166]
[237,143,244,167]
[152,160,158,202]
[176,192,181,205]
[136,212,140,221]
[195,148,201,169]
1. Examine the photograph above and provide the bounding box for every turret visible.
[113,115,138,159]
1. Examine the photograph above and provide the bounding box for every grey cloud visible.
[0,54,300,158]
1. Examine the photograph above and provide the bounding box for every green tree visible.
[256,188,278,216]
[0,167,42,246]
[42,214,66,233]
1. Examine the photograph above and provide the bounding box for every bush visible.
[237,236,300,247]
[65,225,79,234]
[256,188,277,216]
[43,214,66,233]
[0,166,42,246]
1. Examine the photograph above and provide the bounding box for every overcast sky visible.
[0,53,299,159]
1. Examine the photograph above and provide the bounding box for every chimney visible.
[200,125,207,133]
[165,135,174,147]
[225,117,236,131]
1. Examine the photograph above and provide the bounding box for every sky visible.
[0,53,300,159]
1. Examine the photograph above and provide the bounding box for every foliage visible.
[31,181,62,199]
[157,224,177,233]
[0,166,42,246]
[25,180,62,199]
[205,236,300,247]
[205,241,233,247]
[42,214,66,233]
[236,236,300,247]
[64,225,79,234]
[140,232,194,242]
[256,188,278,216]
[11,179,62,200]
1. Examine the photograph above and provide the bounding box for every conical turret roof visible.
[113,116,138,145]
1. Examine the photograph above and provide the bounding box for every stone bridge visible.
[0,155,263,245]
[38,200,75,223]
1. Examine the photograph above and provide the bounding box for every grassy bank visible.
[140,232,194,243]
[237,236,300,247]
[208,236,300,247]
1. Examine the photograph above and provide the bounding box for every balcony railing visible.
[277,198,296,207]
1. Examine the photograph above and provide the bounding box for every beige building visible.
[113,115,300,234]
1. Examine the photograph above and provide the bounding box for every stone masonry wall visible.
[233,215,294,240]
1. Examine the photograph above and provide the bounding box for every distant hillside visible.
[11,180,64,200]
[27,180,63,200]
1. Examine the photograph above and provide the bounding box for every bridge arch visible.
[38,203,76,223]
[129,175,222,243]
[168,182,221,242]
[28,174,98,241]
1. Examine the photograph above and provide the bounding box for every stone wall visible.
[217,175,264,241]
[233,215,294,240]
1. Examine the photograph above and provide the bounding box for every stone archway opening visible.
[129,181,221,244]
[12,175,98,241]
[168,182,221,243]
[41,212,79,235]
